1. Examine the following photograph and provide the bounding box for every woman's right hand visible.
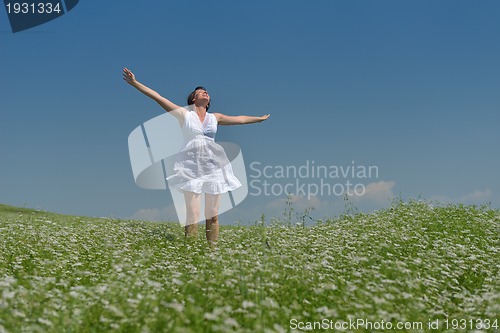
[123,68,137,85]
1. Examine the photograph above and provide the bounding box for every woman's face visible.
[194,89,210,104]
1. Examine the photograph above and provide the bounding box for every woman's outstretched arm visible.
[214,113,270,125]
[123,68,186,121]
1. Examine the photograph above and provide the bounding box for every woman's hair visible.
[187,86,210,111]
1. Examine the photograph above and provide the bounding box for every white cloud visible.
[265,194,321,211]
[247,182,397,224]
[428,189,494,206]
[458,189,492,203]
[219,195,327,225]
[347,180,396,205]
[128,186,495,226]
[428,195,453,204]
[131,208,162,221]
[130,204,178,222]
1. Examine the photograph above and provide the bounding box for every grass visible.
[0,200,499,332]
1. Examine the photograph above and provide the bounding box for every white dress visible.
[166,110,242,194]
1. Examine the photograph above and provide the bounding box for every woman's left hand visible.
[259,114,271,122]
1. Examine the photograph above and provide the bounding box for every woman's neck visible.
[193,105,207,114]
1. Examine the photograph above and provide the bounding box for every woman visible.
[123,68,269,244]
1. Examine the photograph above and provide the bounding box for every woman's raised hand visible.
[259,114,271,122]
[123,68,137,85]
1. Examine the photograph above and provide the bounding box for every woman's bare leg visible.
[205,194,221,244]
[184,191,201,237]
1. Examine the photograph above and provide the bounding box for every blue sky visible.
[1,0,499,224]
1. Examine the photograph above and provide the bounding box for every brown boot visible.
[185,222,198,238]
[205,215,219,245]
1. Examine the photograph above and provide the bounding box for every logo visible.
[128,110,249,225]
[3,0,79,33]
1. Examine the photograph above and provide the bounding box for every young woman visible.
[123,68,270,244]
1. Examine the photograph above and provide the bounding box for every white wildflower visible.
[242,301,255,309]
[37,318,52,327]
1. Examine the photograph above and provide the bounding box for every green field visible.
[0,201,499,332]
